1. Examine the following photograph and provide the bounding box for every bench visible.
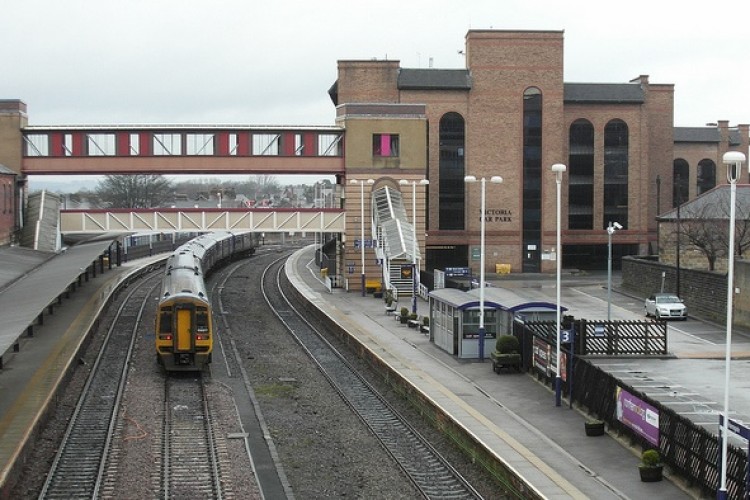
[490,352,522,373]
[385,305,397,315]
[407,319,420,329]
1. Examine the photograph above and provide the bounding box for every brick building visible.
[1,30,748,284]
[331,30,749,278]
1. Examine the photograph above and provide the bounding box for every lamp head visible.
[613,222,623,230]
[723,151,746,166]
[464,175,477,184]
[723,151,747,183]
[551,163,567,173]
[399,179,408,186]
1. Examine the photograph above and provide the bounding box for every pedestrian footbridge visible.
[59,207,346,234]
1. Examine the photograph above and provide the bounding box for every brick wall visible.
[621,255,732,325]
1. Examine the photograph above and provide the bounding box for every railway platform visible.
[0,241,700,498]
[286,247,692,499]
[0,242,164,496]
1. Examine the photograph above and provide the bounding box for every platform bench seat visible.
[491,351,521,373]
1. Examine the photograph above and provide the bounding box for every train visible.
[155,231,258,371]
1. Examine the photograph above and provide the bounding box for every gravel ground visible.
[9,249,506,499]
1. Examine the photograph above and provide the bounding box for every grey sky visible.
[4,0,749,129]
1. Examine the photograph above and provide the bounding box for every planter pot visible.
[399,316,409,324]
[639,465,663,482]
[585,421,605,436]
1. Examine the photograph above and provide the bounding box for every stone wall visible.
[621,255,746,327]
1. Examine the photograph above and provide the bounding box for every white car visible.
[644,293,687,320]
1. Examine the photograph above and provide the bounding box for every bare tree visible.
[95,174,172,208]
[253,174,279,196]
[675,212,727,271]
[677,189,750,270]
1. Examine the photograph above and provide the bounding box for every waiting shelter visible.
[428,286,565,359]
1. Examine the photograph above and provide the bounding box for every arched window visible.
[673,159,689,206]
[697,159,716,195]
[603,119,628,228]
[439,112,465,230]
[568,119,594,229]
[523,87,542,272]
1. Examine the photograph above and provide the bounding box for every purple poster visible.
[616,387,660,446]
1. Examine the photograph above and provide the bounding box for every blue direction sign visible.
[561,329,573,344]
[719,415,750,441]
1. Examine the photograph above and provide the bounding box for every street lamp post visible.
[551,164,566,406]
[607,221,623,322]
[464,175,503,361]
[399,178,430,315]
[718,151,746,500]
[350,178,375,297]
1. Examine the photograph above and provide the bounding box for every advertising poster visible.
[616,386,659,446]
[400,265,413,280]
[532,337,566,381]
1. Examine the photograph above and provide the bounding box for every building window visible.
[129,133,140,155]
[24,134,49,156]
[64,134,73,156]
[673,159,689,206]
[228,133,239,155]
[153,133,182,156]
[186,134,215,155]
[523,87,543,272]
[568,119,594,229]
[252,133,280,155]
[603,119,628,228]
[87,134,116,156]
[462,309,497,339]
[439,112,465,230]
[318,133,343,156]
[372,134,399,157]
[697,159,716,195]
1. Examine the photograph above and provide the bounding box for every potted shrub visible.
[638,449,663,482]
[399,307,410,324]
[584,419,605,436]
[490,335,521,373]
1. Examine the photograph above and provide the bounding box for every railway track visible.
[161,374,224,499]
[39,273,160,499]
[261,258,484,500]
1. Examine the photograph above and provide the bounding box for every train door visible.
[175,306,193,352]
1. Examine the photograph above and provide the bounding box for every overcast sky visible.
[5,0,750,129]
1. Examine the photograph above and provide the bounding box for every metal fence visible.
[516,320,747,499]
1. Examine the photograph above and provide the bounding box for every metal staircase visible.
[22,190,61,252]
[371,186,420,298]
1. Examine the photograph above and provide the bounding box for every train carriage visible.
[155,231,257,371]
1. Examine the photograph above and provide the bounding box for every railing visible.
[518,320,746,499]
[522,319,667,356]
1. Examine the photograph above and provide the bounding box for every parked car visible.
[644,293,687,320]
